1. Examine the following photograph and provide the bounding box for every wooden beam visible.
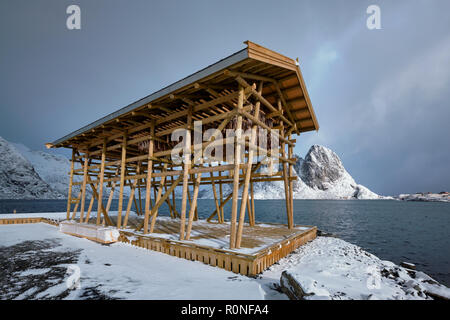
[185,172,202,240]
[117,131,128,229]
[79,154,89,222]
[96,139,106,225]
[209,163,222,224]
[230,85,244,249]
[66,149,75,220]
[288,135,294,228]
[143,122,155,234]
[235,82,262,248]
[179,105,192,240]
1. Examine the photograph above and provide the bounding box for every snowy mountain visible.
[11,142,77,197]
[0,137,62,199]
[199,145,382,200]
[0,136,381,200]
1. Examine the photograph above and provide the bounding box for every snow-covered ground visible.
[0,223,269,300]
[1,217,448,300]
[274,237,450,300]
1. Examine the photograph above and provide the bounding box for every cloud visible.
[309,45,339,90]
[368,35,450,123]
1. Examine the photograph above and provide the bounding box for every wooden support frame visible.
[53,41,318,251]
[235,81,263,248]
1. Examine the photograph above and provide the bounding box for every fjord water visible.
[1,199,449,286]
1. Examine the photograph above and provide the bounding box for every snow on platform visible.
[59,221,120,244]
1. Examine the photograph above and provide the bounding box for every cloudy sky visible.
[1,0,449,195]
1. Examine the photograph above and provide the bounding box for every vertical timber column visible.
[218,171,224,222]
[230,85,244,249]
[96,139,106,225]
[280,128,293,229]
[288,135,294,227]
[185,172,202,240]
[117,131,128,229]
[235,82,262,248]
[143,122,155,234]
[66,149,75,220]
[79,153,89,222]
[250,180,255,226]
[179,106,192,240]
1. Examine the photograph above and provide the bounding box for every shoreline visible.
[0,213,449,300]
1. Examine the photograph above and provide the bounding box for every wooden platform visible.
[0,217,60,226]
[116,217,317,276]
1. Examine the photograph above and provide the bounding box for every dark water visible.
[1,199,449,286]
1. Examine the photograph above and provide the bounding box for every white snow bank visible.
[268,237,450,300]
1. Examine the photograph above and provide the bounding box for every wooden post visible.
[66,149,75,220]
[179,106,192,240]
[250,180,255,226]
[235,82,262,248]
[210,164,222,223]
[79,153,89,223]
[164,181,174,218]
[117,131,128,229]
[105,182,116,215]
[230,85,244,249]
[71,191,81,220]
[218,170,224,222]
[143,122,155,234]
[280,121,293,230]
[84,185,96,223]
[171,174,177,218]
[97,139,106,225]
[185,172,202,240]
[149,176,166,233]
[288,135,294,228]
[123,178,138,228]
[191,173,199,221]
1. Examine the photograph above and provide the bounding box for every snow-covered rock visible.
[0,137,62,199]
[244,145,382,200]
[11,142,77,197]
[397,192,450,202]
[274,236,450,300]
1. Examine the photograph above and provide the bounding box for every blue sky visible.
[1,0,449,195]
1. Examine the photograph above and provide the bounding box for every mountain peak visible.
[301,145,350,191]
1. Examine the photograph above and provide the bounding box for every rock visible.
[280,271,306,300]
[400,262,416,270]
[0,137,62,199]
